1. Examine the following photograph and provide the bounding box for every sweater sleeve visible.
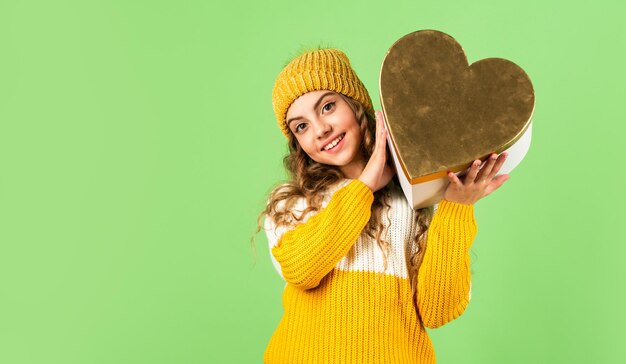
[416,198,478,329]
[263,179,374,290]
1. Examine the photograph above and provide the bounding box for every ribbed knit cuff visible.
[437,198,475,223]
[431,198,478,252]
[347,178,375,203]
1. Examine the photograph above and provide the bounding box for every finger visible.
[486,152,508,180]
[378,111,387,135]
[378,111,387,131]
[484,174,510,196]
[363,112,386,179]
[378,112,386,139]
[476,153,498,182]
[465,159,482,184]
[374,112,387,155]
[447,170,463,187]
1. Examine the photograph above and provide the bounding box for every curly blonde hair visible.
[251,93,434,311]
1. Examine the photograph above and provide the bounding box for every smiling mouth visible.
[322,133,345,151]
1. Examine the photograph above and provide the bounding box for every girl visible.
[256,47,509,363]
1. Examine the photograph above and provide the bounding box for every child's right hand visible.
[358,111,395,192]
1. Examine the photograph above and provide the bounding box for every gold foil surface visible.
[379,30,535,184]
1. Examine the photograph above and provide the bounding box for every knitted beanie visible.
[272,48,375,137]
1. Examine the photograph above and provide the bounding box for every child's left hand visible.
[443,152,510,205]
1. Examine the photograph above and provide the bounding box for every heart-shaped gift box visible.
[379,29,535,209]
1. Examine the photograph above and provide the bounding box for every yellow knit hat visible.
[272,48,375,137]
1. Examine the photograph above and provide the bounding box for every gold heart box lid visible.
[379,29,535,209]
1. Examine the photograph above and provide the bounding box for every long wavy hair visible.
[251,93,434,312]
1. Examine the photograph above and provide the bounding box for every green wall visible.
[0,0,624,362]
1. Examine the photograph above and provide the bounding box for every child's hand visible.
[358,111,395,192]
[443,152,510,205]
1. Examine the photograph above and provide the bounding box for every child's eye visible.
[322,102,335,112]
[295,123,307,133]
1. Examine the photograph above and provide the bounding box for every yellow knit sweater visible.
[263,179,478,363]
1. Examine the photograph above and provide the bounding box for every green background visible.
[1,0,624,363]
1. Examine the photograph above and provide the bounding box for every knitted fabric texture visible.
[263,179,478,363]
[272,48,375,137]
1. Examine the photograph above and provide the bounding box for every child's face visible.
[286,90,366,178]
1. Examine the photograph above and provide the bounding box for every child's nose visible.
[315,121,332,138]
